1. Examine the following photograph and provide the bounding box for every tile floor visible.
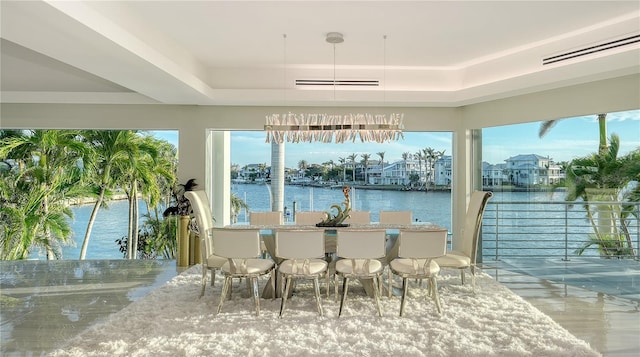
[1,258,638,356]
[483,258,640,357]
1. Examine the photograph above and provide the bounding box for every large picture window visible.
[480,110,640,261]
[229,131,453,230]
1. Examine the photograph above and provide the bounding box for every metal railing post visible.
[636,203,640,261]
[494,204,500,261]
[563,204,570,261]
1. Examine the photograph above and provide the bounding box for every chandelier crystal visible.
[265,112,404,143]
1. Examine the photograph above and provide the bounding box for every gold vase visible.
[177,215,190,267]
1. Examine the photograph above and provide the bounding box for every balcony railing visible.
[480,200,640,261]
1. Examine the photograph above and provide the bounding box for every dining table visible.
[224,223,449,299]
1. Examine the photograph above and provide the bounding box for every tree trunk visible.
[80,187,105,260]
[127,187,134,259]
[597,113,608,156]
[131,186,139,259]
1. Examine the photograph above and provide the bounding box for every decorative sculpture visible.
[316,186,352,227]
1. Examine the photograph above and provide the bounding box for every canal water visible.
[46,184,569,260]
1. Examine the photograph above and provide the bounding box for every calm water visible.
[30,200,151,260]
[49,184,569,260]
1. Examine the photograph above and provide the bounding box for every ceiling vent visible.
[295,79,379,87]
[543,34,640,65]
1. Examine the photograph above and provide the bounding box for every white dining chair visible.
[434,191,493,292]
[249,211,283,226]
[390,229,448,316]
[334,229,387,317]
[343,211,371,225]
[184,190,227,298]
[378,210,413,297]
[275,230,328,317]
[379,210,413,225]
[294,211,326,225]
[249,211,282,258]
[213,228,276,316]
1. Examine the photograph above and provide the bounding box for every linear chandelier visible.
[265,112,404,143]
[265,32,405,144]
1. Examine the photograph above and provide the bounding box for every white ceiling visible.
[1,0,639,107]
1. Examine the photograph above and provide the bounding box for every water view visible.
[50,185,574,260]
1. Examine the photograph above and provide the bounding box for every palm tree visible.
[361,153,371,185]
[338,157,347,183]
[541,113,637,257]
[422,148,445,189]
[231,192,249,223]
[402,151,412,185]
[323,160,335,171]
[414,151,425,188]
[540,113,608,155]
[257,163,267,180]
[348,153,358,182]
[120,134,173,259]
[0,130,90,259]
[567,134,638,257]
[422,147,435,189]
[377,151,385,184]
[79,130,141,260]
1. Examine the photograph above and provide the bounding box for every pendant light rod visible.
[265,31,405,144]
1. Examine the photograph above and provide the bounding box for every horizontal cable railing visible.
[480,201,640,261]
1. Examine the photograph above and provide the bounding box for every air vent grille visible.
[543,34,640,65]
[295,79,379,87]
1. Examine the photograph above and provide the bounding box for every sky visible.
[151,109,639,168]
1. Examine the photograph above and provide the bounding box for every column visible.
[270,141,285,213]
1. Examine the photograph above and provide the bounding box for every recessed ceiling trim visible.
[295,79,379,87]
[543,34,640,65]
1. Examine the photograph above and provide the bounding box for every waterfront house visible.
[482,162,508,187]
[504,154,565,186]
[435,156,453,187]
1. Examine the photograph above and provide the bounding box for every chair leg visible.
[471,271,476,294]
[200,268,207,298]
[217,276,231,315]
[334,274,339,302]
[271,269,277,300]
[325,270,331,298]
[399,277,408,317]
[252,276,261,317]
[279,276,292,318]
[388,267,392,298]
[211,269,216,287]
[339,277,349,317]
[313,276,324,317]
[431,276,442,314]
[372,276,382,317]
[460,270,466,285]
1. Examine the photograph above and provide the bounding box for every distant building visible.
[434,156,452,186]
[240,152,565,188]
[372,159,425,186]
[503,154,565,186]
[482,162,507,186]
[238,163,270,182]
